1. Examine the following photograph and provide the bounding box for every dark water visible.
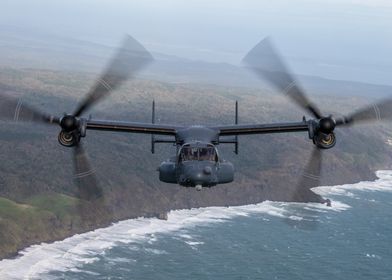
[1,171,392,280]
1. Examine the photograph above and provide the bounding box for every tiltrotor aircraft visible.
[1,35,391,206]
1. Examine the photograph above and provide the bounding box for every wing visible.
[214,121,309,136]
[86,119,181,136]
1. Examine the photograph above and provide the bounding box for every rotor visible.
[0,35,153,222]
[243,37,392,205]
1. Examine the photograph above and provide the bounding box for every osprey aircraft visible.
[1,35,392,206]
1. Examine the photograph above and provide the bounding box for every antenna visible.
[234,101,239,154]
[151,100,155,153]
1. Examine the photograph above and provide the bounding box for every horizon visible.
[1,0,391,85]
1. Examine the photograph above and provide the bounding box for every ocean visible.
[1,171,392,280]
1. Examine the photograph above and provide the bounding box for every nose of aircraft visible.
[180,162,217,186]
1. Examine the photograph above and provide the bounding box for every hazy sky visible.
[1,0,391,84]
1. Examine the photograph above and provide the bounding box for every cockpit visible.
[179,143,218,162]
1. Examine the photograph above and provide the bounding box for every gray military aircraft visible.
[1,35,392,206]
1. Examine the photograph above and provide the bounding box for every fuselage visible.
[158,126,234,189]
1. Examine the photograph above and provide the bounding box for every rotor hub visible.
[60,115,78,132]
[319,117,336,134]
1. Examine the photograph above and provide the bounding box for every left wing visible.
[213,121,309,136]
[87,119,182,136]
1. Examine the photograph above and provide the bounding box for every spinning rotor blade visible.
[73,35,153,117]
[73,142,102,201]
[73,142,112,225]
[336,98,392,126]
[292,147,325,203]
[284,148,332,230]
[243,38,322,119]
[0,93,59,124]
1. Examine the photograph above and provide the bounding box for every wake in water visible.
[1,170,392,280]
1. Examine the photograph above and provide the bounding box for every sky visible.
[1,0,391,85]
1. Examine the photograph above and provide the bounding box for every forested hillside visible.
[1,67,391,258]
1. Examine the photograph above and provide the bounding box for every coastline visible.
[0,169,379,261]
[1,169,392,279]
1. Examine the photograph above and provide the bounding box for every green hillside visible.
[1,67,391,259]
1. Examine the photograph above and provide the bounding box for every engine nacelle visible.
[58,117,87,147]
[159,160,177,183]
[216,161,234,184]
[58,131,79,147]
[313,132,336,149]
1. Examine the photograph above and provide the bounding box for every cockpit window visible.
[199,147,216,161]
[181,146,198,161]
[180,145,217,162]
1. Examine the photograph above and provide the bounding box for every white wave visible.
[184,240,205,251]
[105,257,131,264]
[144,248,167,255]
[177,232,204,248]
[1,170,391,279]
[314,170,392,198]
[365,253,382,260]
[0,202,347,280]
[184,241,204,246]
[178,233,193,240]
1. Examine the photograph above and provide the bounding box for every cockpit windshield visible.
[180,144,217,162]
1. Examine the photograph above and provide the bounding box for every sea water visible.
[1,171,392,280]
